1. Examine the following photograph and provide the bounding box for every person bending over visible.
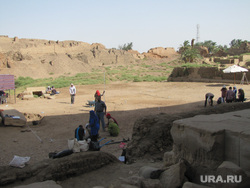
[205,93,214,107]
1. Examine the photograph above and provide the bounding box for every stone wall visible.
[168,67,250,83]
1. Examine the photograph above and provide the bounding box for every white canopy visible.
[223,65,248,73]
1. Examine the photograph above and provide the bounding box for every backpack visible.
[89,141,100,151]
[217,97,222,104]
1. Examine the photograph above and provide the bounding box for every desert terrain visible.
[1,36,250,187]
[1,81,249,166]
[0,81,250,188]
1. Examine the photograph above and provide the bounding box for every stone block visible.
[14,180,62,188]
[141,178,163,188]
[171,109,250,172]
[160,161,187,188]
[171,118,225,168]
[26,87,46,93]
[119,175,143,187]
[0,109,26,127]
[139,166,159,179]
[216,161,250,188]
[22,95,34,100]
[182,182,211,188]
[163,151,178,167]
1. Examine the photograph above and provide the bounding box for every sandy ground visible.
[1,81,250,188]
[1,81,249,168]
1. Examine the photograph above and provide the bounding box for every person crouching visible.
[205,93,214,107]
[75,125,85,141]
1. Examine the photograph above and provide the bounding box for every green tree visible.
[197,40,217,54]
[229,39,243,48]
[181,48,200,63]
[217,45,228,52]
[179,40,201,63]
[118,42,133,51]
[179,40,190,52]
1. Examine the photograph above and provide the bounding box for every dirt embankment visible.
[0,36,179,79]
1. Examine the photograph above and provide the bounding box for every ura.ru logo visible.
[200,175,242,184]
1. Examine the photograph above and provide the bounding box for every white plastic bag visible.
[78,140,89,151]
[9,155,30,168]
[68,138,74,150]
[73,139,80,153]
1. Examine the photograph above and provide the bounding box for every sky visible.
[0,0,250,53]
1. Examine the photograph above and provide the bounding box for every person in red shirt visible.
[106,113,118,127]
[94,90,105,102]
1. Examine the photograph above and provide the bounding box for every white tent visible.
[223,65,248,73]
[223,65,248,84]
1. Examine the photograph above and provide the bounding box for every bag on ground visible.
[68,138,74,150]
[73,138,80,152]
[9,155,30,168]
[78,140,89,151]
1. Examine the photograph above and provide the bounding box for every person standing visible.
[69,83,76,104]
[220,85,227,103]
[233,86,237,96]
[94,90,105,102]
[226,86,235,103]
[94,97,107,131]
[89,110,100,142]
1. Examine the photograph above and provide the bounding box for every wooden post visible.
[234,73,236,84]
[14,89,16,103]
[103,71,106,102]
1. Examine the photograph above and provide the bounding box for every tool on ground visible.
[27,125,43,143]
[106,138,130,145]
[89,137,112,151]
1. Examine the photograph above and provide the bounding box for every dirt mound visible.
[144,47,179,59]
[0,36,179,79]
[126,102,250,163]
[0,151,118,187]
[0,36,136,78]
[23,113,44,125]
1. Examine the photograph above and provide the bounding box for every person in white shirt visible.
[69,83,76,104]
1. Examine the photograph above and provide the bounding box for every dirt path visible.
[0,81,249,167]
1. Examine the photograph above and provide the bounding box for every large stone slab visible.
[171,109,250,172]
[0,109,27,126]
[14,180,62,188]
[25,87,46,93]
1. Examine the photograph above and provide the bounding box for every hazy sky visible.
[1,0,250,53]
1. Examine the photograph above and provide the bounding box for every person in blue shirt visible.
[89,110,100,141]
[75,125,85,141]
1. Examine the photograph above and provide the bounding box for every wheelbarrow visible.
[89,137,112,151]
[86,100,95,107]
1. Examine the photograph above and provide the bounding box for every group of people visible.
[46,86,60,95]
[74,88,119,142]
[219,85,245,103]
[205,85,245,107]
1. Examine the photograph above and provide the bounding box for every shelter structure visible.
[0,74,16,103]
[223,65,249,84]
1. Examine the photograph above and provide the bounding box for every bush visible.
[118,42,133,51]
[108,122,119,136]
